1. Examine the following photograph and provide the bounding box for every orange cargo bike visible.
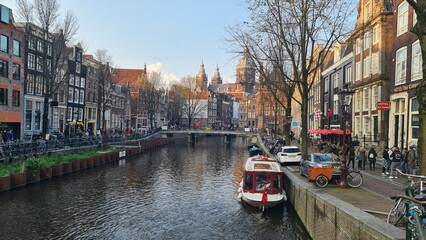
[307,166,363,188]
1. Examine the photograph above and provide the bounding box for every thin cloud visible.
[146,62,179,88]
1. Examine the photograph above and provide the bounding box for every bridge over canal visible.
[161,129,258,143]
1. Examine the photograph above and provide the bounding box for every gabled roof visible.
[113,68,146,91]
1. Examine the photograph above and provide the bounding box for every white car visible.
[276,146,302,164]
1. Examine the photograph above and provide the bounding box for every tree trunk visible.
[42,94,50,138]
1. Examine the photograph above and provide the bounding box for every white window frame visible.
[363,116,370,134]
[411,41,422,81]
[363,56,371,78]
[372,52,380,74]
[324,77,329,93]
[356,62,361,81]
[395,47,407,85]
[28,53,35,70]
[364,32,370,50]
[372,26,379,44]
[397,2,409,36]
[345,65,352,85]
[355,90,361,111]
[363,87,370,111]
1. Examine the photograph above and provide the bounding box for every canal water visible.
[0,136,311,239]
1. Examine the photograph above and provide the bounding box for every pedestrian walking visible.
[407,145,416,175]
[358,145,367,171]
[389,146,402,179]
[7,130,14,142]
[382,146,390,176]
[368,147,377,171]
[347,145,355,169]
[399,147,408,173]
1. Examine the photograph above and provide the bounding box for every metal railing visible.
[0,128,162,163]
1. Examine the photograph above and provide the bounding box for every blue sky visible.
[4,0,249,87]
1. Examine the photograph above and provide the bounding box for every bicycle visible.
[388,194,426,239]
[397,169,426,195]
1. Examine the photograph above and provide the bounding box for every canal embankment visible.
[256,135,405,240]
[0,137,174,192]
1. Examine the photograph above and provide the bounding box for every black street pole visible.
[339,108,348,188]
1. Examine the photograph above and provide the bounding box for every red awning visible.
[318,129,332,135]
[330,129,351,135]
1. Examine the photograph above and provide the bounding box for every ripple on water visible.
[0,137,310,240]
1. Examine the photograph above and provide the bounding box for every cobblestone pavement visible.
[282,141,411,221]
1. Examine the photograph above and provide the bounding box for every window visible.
[364,2,371,21]
[333,98,339,116]
[355,116,361,136]
[35,102,41,130]
[25,101,32,130]
[411,98,419,139]
[46,59,51,73]
[74,88,79,103]
[371,85,380,110]
[12,63,20,80]
[68,88,73,102]
[12,40,20,56]
[35,76,43,95]
[47,44,52,56]
[0,35,8,52]
[355,90,361,111]
[363,87,370,110]
[0,88,7,105]
[397,2,409,36]
[28,53,35,69]
[37,40,44,53]
[356,39,362,55]
[413,10,418,26]
[363,56,371,78]
[324,77,329,93]
[28,38,35,50]
[76,63,81,74]
[69,74,75,86]
[0,60,8,78]
[333,73,339,90]
[75,76,80,87]
[372,52,379,74]
[12,90,19,107]
[0,5,10,24]
[345,65,352,85]
[80,77,85,88]
[59,89,64,103]
[356,62,361,81]
[395,47,407,85]
[372,26,379,44]
[37,56,43,71]
[412,41,422,81]
[27,74,34,94]
[363,116,370,134]
[78,108,83,121]
[363,32,370,50]
[67,107,72,121]
[79,90,84,104]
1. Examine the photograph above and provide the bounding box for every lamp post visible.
[339,84,354,188]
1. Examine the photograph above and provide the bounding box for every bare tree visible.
[15,0,79,138]
[138,71,163,130]
[228,0,354,155]
[180,76,208,129]
[167,86,185,128]
[405,0,426,174]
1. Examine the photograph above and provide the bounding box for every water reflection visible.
[0,136,310,239]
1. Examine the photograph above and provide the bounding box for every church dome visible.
[236,52,254,70]
[211,64,222,85]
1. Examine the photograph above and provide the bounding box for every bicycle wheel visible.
[347,171,363,188]
[387,198,405,226]
[315,174,328,188]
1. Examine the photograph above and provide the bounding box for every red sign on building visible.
[377,101,390,110]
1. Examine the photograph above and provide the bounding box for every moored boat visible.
[238,155,287,209]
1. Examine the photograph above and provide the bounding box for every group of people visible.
[0,130,14,143]
[346,143,418,178]
[347,144,377,171]
[381,145,418,178]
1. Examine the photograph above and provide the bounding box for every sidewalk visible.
[285,140,408,220]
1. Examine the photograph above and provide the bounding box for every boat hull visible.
[241,191,287,209]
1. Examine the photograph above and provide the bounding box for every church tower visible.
[196,60,208,91]
[211,63,222,85]
[236,51,255,94]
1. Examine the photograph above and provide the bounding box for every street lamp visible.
[338,83,354,188]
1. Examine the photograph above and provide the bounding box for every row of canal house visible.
[311,0,419,149]
[0,5,134,139]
